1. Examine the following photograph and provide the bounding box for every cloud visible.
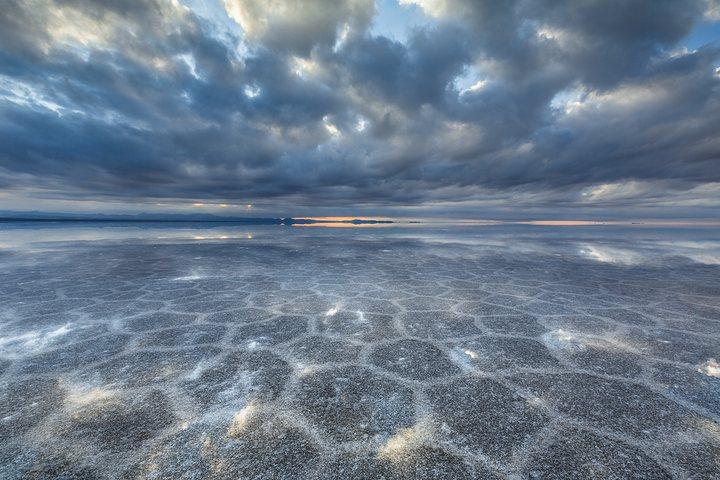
[222,0,374,55]
[0,0,718,217]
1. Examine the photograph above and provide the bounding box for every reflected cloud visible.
[578,245,644,265]
[0,223,719,267]
[543,329,640,357]
[174,272,207,281]
[295,362,317,377]
[378,417,435,463]
[655,241,720,265]
[463,349,478,359]
[0,322,73,358]
[542,329,585,352]
[698,359,720,378]
[449,346,478,372]
[227,402,259,437]
[63,382,119,408]
[185,359,214,381]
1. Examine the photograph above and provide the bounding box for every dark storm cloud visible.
[0,0,718,215]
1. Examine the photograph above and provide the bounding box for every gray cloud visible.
[0,0,718,217]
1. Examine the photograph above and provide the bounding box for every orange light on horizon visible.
[293,216,392,222]
[520,220,614,226]
[293,222,392,228]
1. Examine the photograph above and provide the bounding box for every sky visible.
[0,0,719,220]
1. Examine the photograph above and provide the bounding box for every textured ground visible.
[0,224,719,479]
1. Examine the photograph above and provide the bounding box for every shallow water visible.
[1,223,719,478]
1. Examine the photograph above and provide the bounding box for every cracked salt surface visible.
[0,223,719,478]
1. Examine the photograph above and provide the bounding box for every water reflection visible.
[578,244,646,265]
[0,221,719,265]
[0,220,718,478]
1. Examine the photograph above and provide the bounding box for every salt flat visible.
[0,223,719,479]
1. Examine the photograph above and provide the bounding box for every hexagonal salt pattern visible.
[0,226,719,478]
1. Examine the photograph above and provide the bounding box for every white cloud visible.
[323,115,341,137]
[399,0,450,18]
[244,84,261,98]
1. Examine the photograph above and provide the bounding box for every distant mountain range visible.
[0,210,393,225]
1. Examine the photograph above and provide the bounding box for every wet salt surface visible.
[0,223,719,479]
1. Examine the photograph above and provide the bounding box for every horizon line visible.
[2,215,720,228]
